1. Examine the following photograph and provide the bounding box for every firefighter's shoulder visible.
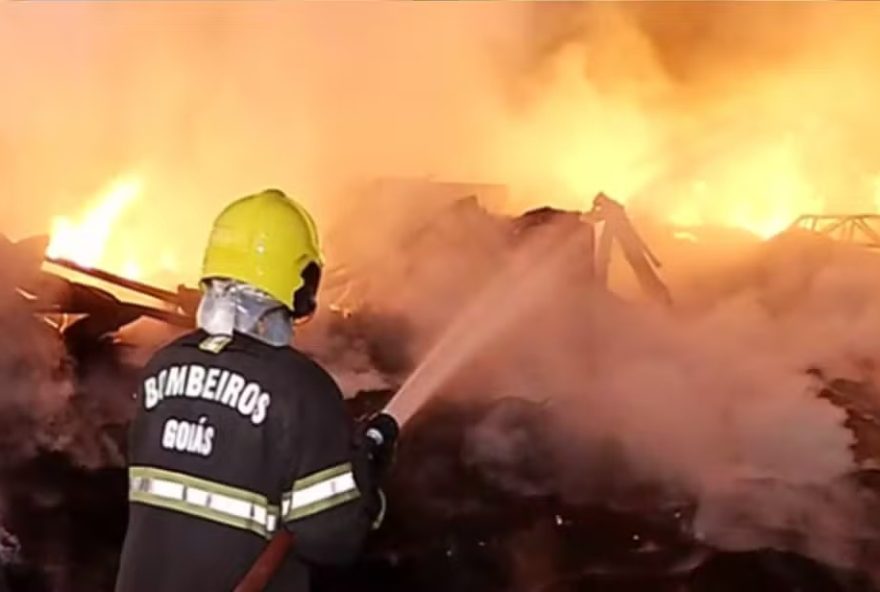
[273,345,345,404]
[142,328,344,404]
[259,342,349,434]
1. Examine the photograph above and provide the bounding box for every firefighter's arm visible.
[281,370,388,566]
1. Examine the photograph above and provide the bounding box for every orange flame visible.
[46,177,142,273]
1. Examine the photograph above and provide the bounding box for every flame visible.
[665,141,824,239]
[516,125,824,240]
[494,16,867,242]
[44,175,186,285]
[46,177,142,269]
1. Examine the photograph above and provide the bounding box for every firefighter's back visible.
[116,329,320,592]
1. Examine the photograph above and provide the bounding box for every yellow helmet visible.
[201,189,324,317]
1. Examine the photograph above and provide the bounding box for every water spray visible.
[377,216,590,429]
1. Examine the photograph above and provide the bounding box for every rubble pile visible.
[0,196,877,591]
[323,393,878,592]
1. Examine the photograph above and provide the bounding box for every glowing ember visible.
[46,177,142,269]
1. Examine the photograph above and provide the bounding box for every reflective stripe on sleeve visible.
[128,466,279,538]
[282,462,361,521]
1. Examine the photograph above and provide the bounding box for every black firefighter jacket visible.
[114,329,380,592]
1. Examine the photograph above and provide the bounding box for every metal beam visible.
[788,214,880,248]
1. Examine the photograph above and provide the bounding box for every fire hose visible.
[233,530,295,592]
[233,412,400,592]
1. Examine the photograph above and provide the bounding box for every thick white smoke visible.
[449,229,880,575]
[331,190,880,575]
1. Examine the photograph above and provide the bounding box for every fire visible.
[494,13,869,243]
[664,141,825,239]
[44,176,185,285]
[46,177,142,269]
[551,133,825,241]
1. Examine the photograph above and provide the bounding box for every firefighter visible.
[115,189,398,592]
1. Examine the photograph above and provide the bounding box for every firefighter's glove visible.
[363,412,399,479]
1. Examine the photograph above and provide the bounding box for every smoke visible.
[3,3,880,282]
[0,301,135,471]
[0,303,73,467]
[450,230,880,576]
[0,2,525,282]
[0,234,147,474]
[4,0,880,583]
[326,189,880,575]
[503,3,880,223]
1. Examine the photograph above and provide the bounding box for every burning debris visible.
[6,2,880,589]
[0,187,876,591]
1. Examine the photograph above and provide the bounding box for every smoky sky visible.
[4,3,880,283]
